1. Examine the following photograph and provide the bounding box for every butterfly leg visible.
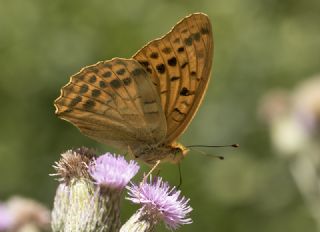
[155,169,161,177]
[142,160,161,184]
[127,146,135,159]
[177,162,183,189]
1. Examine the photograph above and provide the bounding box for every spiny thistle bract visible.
[51,148,193,232]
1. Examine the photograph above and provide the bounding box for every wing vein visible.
[120,64,155,139]
[108,66,147,126]
[58,97,137,131]
[186,19,199,94]
[157,40,171,116]
[69,78,124,117]
[167,34,183,115]
[98,68,132,114]
[167,21,192,118]
[70,81,119,112]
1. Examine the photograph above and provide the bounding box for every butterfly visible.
[54,13,213,166]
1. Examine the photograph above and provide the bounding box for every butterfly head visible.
[165,142,189,164]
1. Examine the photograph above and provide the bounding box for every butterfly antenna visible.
[189,147,225,160]
[187,144,240,148]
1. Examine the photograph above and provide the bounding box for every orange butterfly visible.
[54,13,213,166]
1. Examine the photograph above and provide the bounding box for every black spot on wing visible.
[177,47,185,53]
[99,81,107,88]
[193,32,201,41]
[170,76,180,81]
[184,37,193,46]
[102,71,112,78]
[162,47,171,54]
[201,27,210,35]
[156,64,166,74]
[150,52,159,59]
[86,67,99,73]
[139,61,149,67]
[123,77,132,86]
[168,57,177,66]
[89,75,97,83]
[180,87,193,96]
[80,84,89,94]
[83,100,95,109]
[91,89,101,97]
[116,68,125,75]
[110,79,122,89]
[70,96,82,107]
[132,68,144,76]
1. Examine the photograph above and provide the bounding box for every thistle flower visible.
[122,177,192,231]
[51,147,95,183]
[89,152,140,191]
[51,149,140,232]
[51,148,96,232]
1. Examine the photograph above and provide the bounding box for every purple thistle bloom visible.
[126,177,193,230]
[89,153,140,190]
[0,203,12,230]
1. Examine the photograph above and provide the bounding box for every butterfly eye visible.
[173,148,182,156]
[168,147,185,164]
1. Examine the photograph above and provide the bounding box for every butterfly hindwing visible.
[54,58,167,150]
[133,13,213,143]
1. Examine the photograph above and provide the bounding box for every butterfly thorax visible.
[134,142,189,165]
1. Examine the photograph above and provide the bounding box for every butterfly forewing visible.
[54,58,167,150]
[55,13,213,164]
[133,13,213,143]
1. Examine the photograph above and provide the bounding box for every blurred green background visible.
[1,0,320,231]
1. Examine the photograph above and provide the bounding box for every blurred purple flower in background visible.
[0,197,50,232]
[259,74,320,230]
[0,203,12,231]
